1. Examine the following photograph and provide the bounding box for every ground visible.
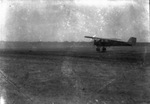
[0,44,150,104]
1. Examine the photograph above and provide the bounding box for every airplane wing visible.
[84,36,121,41]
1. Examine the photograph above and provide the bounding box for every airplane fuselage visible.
[94,39,131,47]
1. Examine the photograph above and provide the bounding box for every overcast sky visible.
[0,0,149,42]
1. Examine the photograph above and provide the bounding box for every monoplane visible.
[85,36,136,52]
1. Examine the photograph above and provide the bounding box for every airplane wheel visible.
[96,47,100,52]
[102,47,106,52]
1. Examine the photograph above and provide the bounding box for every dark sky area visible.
[0,0,149,42]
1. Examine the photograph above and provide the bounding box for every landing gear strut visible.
[102,47,106,52]
[96,47,107,52]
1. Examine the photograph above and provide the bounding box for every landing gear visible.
[96,47,107,52]
[102,47,106,52]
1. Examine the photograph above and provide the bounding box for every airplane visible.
[84,36,136,52]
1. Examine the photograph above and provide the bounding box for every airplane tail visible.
[128,37,136,46]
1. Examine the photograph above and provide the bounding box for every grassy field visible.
[0,43,150,104]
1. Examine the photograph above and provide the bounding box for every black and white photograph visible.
[0,0,149,104]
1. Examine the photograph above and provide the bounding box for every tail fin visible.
[128,37,136,46]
